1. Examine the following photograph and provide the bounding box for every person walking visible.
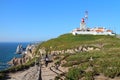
[45,54,49,67]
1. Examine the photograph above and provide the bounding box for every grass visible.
[37,33,120,79]
[38,33,120,52]
[61,51,120,79]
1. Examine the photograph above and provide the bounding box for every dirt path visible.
[41,63,58,80]
[6,59,68,80]
[41,62,68,80]
[7,65,40,80]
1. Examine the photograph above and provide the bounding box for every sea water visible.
[0,42,29,70]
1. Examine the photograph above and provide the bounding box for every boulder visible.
[87,47,94,51]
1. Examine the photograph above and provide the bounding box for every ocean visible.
[0,42,29,70]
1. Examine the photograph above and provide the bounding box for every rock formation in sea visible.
[16,45,24,54]
[8,44,36,66]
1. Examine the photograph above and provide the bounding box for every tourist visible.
[45,54,49,67]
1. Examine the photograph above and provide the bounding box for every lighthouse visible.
[72,11,115,36]
[80,18,86,30]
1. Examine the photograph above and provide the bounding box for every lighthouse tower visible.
[80,11,88,30]
[80,18,86,30]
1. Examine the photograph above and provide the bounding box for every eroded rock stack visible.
[8,44,36,66]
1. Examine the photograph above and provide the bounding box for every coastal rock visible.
[39,48,46,55]
[8,44,36,66]
[8,54,32,66]
[65,49,75,54]
[16,45,24,54]
[95,48,100,51]
[39,45,100,55]
[8,57,16,66]
[82,47,87,52]
[87,47,94,51]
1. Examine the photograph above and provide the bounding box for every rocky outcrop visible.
[8,54,32,66]
[8,44,36,66]
[16,45,24,54]
[39,45,100,55]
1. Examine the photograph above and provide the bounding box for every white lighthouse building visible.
[80,18,86,30]
[72,12,115,36]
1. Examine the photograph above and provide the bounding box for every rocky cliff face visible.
[8,44,36,66]
[8,54,32,66]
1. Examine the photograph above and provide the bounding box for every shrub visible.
[65,68,83,80]
[84,71,94,80]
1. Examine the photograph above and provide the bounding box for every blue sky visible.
[0,0,120,42]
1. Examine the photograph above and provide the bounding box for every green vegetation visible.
[37,33,120,79]
[1,33,120,79]
[62,51,120,79]
[38,33,120,51]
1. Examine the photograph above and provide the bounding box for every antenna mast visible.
[85,11,88,28]
[85,11,88,20]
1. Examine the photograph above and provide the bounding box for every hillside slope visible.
[37,33,120,80]
[37,33,120,51]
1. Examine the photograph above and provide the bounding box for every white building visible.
[72,17,115,36]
